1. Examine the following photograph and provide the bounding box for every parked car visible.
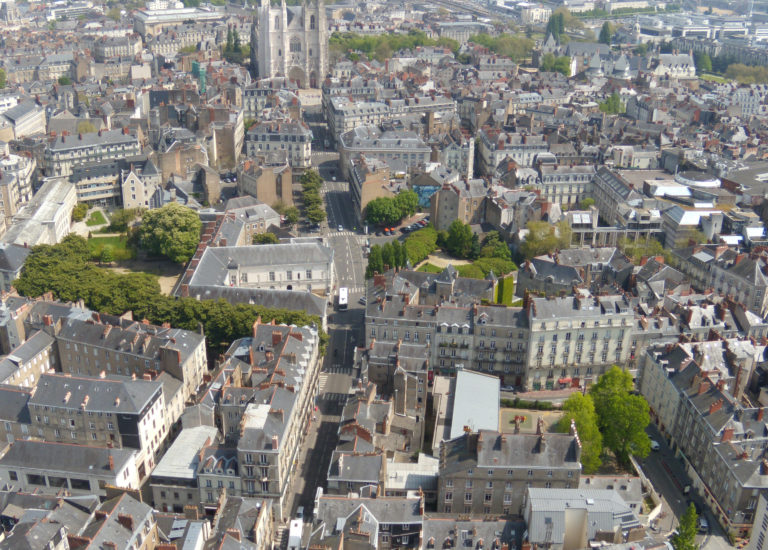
[338,224,344,232]
[418,219,428,227]
[697,516,708,533]
[501,385,515,392]
[359,296,367,305]
[383,228,391,236]
[650,440,660,451]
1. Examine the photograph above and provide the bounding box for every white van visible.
[697,516,709,533]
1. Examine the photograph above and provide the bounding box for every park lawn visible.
[417,263,443,273]
[85,210,108,226]
[88,235,135,262]
[700,73,729,83]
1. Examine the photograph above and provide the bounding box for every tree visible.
[71,203,89,222]
[480,231,511,260]
[232,29,241,52]
[57,76,72,86]
[670,503,698,550]
[107,208,139,232]
[253,232,279,244]
[393,190,419,218]
[0,68,6,89]
[599,22,613,45]
[695,52,712,74]
[633,42,649,56]
[519,221,571,260]
[106,6,121,21]
[445,220,474,259]
[599,92,625,114]
[556,393,603,473]
[541,53,570,76]
[366,197,401,226]
[100,246,115,265]
[365,245,384,278]
[590,366,651,466]
[284,206,300,225]
[137,203,202,264]
[306,206,326,224]
[579,198,595,209]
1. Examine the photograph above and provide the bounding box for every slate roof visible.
[0,440,135,476]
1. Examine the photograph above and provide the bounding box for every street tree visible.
[555,392,603,473]
[670,503,698,550]
[137,203,202,264]
[590,366,651,465]
[365,245,384,278]
[284,206,300,225]
[365,197,401,226]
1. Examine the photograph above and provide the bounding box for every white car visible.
[650,440,660,451]
[338,224,344,231]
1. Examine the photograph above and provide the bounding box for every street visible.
[641,424,733,550]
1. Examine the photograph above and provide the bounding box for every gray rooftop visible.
[450,371,500,439]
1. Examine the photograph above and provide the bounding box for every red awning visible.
[558,377,572,384]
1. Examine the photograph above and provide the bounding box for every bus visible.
[338,287,348,310]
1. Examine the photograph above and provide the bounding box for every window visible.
[466,480,472,488]
[290,38,301,53]
[310,14,315,29]
[306,270,312,279]
[269,271,275,281]
[445,492,453,501]
[274,15,279,28]
[464,493,472,502]
[8,471,17,481]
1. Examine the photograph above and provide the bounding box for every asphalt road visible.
[640,424,732,550]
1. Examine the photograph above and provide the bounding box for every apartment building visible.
[245,121,312,169]
[44,128,141,178]
[150,425,219,513]
[437,428,582,516]
[525,293,634,390]
[477,128,548,175]
[0,330,57,388]
[29,373,167,478]
[349,155,397,224]
[639,341,768,535]
[673,247,768,317]
[327,97,389,142]
[223,320,322,521]
[535,164,596,207]
[338,126,431,180]
[237,157,293,207]
[93,35,143,62]
[0,440,139,497]
[0,146,35,227]
[429,180,488,232]
[51,313,207,404]
[592,167,644,225]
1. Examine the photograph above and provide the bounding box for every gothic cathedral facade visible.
[250,0,328,89]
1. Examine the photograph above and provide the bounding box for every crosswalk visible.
[318,373,329,392]
[327,231,357,238]
[324,365,354,374]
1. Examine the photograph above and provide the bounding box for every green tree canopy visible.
[394,190,419,218]
[578,198,595,210]
[71,203,89,222]
[556,392,603,473]
[480,231,511,260]
[445,220,475,259]
[283,206,300,225]
[253,232,279,244]
[599,92,625,114]
[694,52,712,73]
[468,33,534,62]
[137,203,202,263]
[57,75,72,86]
[366,197,402,226]
[0,68,7,89]
[598,22,613,45]
[590,367,651,465]
[670,503,698,550]
[365,244,384,278]
[519,221,571,260]
[541,53,570,76]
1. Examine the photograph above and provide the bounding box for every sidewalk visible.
[511,387,581,401]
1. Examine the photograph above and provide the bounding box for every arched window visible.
[310,15,315,30]
[290,38,301,53]
[274,16,279,29]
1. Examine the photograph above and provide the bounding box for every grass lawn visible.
[417,262,443,273]
[85,210,108,226]
[700,73,729,83]
[88,236,134,262]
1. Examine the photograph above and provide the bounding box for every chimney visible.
[698,380,710,395]
[271,435,279,449]
[709,399,724,415]
[759,408,765,422]
[117,514,134,531]
[43,315,53,326]
[108,455,115,470]
[761,460,768,475]
[721,427,734,442]
[272,330,282,347]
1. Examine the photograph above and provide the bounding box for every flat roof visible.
[450,371,500,439]
[151,426,219,480]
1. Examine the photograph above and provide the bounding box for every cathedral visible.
[250,0,328,89]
